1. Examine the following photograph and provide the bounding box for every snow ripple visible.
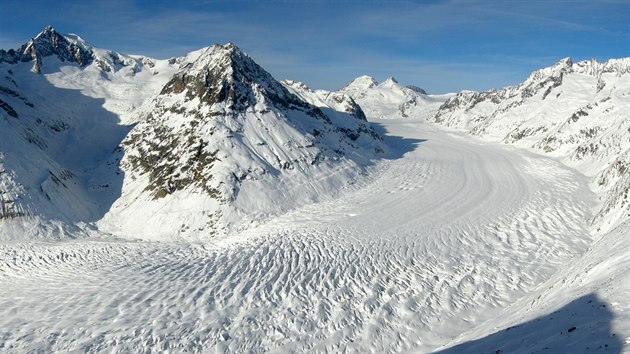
[0,120,595,353]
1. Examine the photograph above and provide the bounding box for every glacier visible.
[0,27,628,353]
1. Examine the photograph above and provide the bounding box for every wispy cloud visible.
[1,0,628,92]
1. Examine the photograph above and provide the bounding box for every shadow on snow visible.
[370,121,427,159]
[1,64,129,224]
[436,293,623,354]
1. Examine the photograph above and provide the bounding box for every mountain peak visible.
[0,25,93,73]
[160,43,314,113]
[525,56,574,83]
[383,76,399,84]
[222,42,237,50]
[188,43,244,70]
[343,75,378,90]
[572,57,630,77]
[123,42,383,215]
[35,25,59,39]
[552,56,573,69]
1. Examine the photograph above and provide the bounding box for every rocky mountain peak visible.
[526,57,573,83]
[573,57,630,77]
[556,56,573,67]
[0,26,93,73]
[33,25,62,43]
[121,42,383,223]
[160,43,312,113]
[524,57,630,83]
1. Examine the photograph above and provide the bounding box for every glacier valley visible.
[0,27,628,353]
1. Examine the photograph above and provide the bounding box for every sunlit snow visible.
[0,27,628,353]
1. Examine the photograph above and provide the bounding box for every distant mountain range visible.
[339,75,452,120]
[1,26,628,239]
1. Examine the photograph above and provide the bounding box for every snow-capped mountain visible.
[340,75,452,120]
[0,26,92,73]
[282,79,367,121]
[1,27,629,354]
[430,57,630,231]
[0,27,383,240]
[0,27,181,239]
[99,44,383,239]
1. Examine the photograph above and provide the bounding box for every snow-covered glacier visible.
[0,27,628,353]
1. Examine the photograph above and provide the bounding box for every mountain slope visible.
[0,118,605,353]
[0,28,166,238]
[0,26,92,73]
[428,57,630,353]
[430,57,630,231]
[0,27,182,239]
[0,29,384,240]
[98,44,383,239]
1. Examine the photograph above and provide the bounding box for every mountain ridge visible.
[0,26,93,73]
[430,55,630,231]
[0,28,384,239]
[340,74,451,120]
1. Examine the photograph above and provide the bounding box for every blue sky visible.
[1,0,628,93]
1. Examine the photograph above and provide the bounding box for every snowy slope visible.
[0,28,382,240]
[437,218,629,353]
[282,79,368,123]
[340,75,453,120]
[2,119,616,353]
[429,57,630,353]
[430,57,630,231]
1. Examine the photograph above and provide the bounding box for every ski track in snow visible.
[0,120,596,353]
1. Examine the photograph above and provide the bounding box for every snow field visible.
[0,119,605,353]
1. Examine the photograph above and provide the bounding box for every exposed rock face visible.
[0,27,385,239]
[282,79,368,122]
[127,44,326,200]
[0,26,157,76]
[406,85,428,95]
[0,27,180,239]
[160,44,321,115]
[433,57,630,126]
[124,44,382,200]
[319,91,368,122]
